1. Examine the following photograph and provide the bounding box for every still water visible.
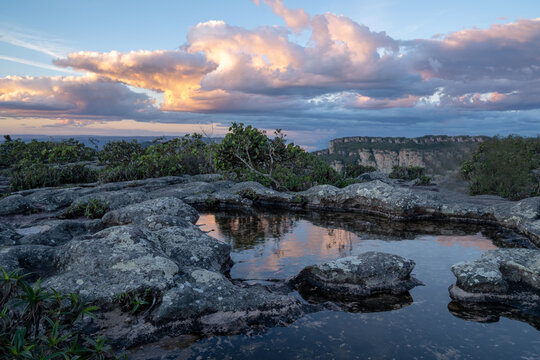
[136,210,540,359]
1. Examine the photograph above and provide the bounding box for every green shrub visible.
[215,123,345,191]
[343,163,376,178]
[0,268,119,359]
[414,175,432,186]
[98,134,216,182]
[389,166,426,180]
[9,162,98,191]
[98,140,145,166]
[116,288,155,315]
[61,202,87,219]
[460,135,540,200]
[84,199,110,219]
[0,137,95,169]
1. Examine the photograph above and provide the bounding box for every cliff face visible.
[317,135,488,174]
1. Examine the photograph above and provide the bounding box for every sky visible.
[1,0,540,150]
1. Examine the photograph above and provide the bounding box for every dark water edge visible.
[131,210,540,360]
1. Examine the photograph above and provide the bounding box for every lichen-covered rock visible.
[0,194,30,215]
[102,197,199,226]
[449,249,540,310]
[151,269,305,332]
[291,252,421,300]
[151,224,232,272]
[0,244,56,277]
[0,222,22,245]
[43,225,179,304]
[15,219,104,246]
[66,190,150,213]
[229,181,295,204]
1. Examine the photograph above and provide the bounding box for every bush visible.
[414,175,432,186]
[0,137,95,169]
[215,123,346,191]
[0,268,119,359]
[343,163,376,178]
[85,199,110,219]
[98,140,145,166]
[10,162,98,191]
[389,166,426,180]
[98,134,216,182]
[460,135,540,200]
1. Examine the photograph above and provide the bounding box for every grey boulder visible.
[102,197,199,226]
[291,251,421,300]
[449,249,540,309]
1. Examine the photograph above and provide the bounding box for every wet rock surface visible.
[291,252,421,302]
[0,174,539,351]
[449,249,540,329]
[449,249,540,308]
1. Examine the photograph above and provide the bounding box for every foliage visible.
[414,175,432,186]
[115,289,155,316]
[389,166,426,180]
[1,136,98,191]
[85,199,110,219]
[215,123,346,191]
[0,268,119,359]
[61,199,110,219]
[460,135,540,200]
[342,163,376,178]
[61,202,87,219]
[10,162,98,191]
[98,140,145,167]
[0,137,95,169]
[99,134,216,182]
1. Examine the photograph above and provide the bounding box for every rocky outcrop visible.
[449,249,540,306]
[291,252,420,301]
[1,173,539,350]
[316,135,487,174]
[449,249,540,329]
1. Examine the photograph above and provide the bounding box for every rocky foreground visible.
[0,173,539,349]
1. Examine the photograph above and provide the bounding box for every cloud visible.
[0,75,158,119]
[0,25,74,58]
[2,1,540,143]
[0,55,77,74]
[254,0,310,33]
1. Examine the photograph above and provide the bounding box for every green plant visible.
[84,199,110,219]
[343,163,376,178]
[460,135,540,200]
[236,188,259,201]
[0,268,119,359]
[98,134,216,182]
[215,123,346,191]
[389,166,426,180]
[414,175,432,186]
[116,289,155,316]
[0,137,95,170]
[293,194,307,207]
[9,162,98,191]
[98,140,145,166]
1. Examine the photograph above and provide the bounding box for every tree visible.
[460,135,540,200]
[215,123,345,191]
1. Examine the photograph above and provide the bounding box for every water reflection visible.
[139,210,540,360]
[197,210,506,280]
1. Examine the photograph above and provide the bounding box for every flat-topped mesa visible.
[316,135,488,174]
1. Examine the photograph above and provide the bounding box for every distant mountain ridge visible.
[314,135,489,174]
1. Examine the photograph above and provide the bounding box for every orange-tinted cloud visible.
[0,75,157,118]
[2,2,540,127]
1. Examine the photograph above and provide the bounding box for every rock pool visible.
[132,210,539,359]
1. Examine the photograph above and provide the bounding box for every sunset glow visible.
[1,0,539,147]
